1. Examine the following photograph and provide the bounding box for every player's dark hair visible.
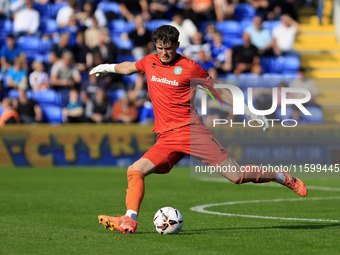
[152,25,179,45]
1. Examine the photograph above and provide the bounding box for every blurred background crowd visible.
[0,0,326,127]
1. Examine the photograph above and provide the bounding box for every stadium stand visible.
[1,0,339,124]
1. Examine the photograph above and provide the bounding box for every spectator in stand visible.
[6,57,27,90]
[78,1,107,28]
[84,17,110,50]
[13,0,40,37]
[92,30,117,64]
[191,0,214,20]
[29,61,49,91]
[128,15,153,60]
[196,50,214,71]
[1,34,27,73]
[149,0,169,20]
[183,32,211,62]
[72,30,93,73]
[204,23,217,45]
[169,12,197,49]
[49,32,72,65]
[63,88,85,123]
[0,98,20,127]
[92,30,125,91]
[289,68,319,106]
[112,94,138,123]
[214,0,236,21]
[277,0,298,21]
[85,87,111,123]
[245,16,273,55]
[232,33,261,75]
[56,0,78,28]
[120,0,150,21]
[50,51,81,90]
[14,82,42,123]
[248,0,274,21]
[9,0,25,14]
[80,73,107,104]
[0,0,10,19]
[210,31,232,73]
[272,14,299,56]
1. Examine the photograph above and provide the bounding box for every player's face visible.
[155,41,179,64]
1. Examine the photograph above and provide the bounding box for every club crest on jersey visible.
[174,66,183,75]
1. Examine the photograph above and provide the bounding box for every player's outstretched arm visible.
[215,87,270,132]
[89,62,139,77]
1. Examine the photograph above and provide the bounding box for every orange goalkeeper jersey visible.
[135,54,214,133]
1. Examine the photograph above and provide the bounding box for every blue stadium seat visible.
[122,73,138,85]
[145,20,171,32]
[39,19,57,35]
[262,21,281,33]
[280,56,300,73]
[8,89,33,98]
[218,73,236,79]
[31,90,61,106]
[238,73,262,88]
[260,57,282,73]
[0,19,13,33]
[281,73,298,84]
[107,89,126,105]
[34,53,50,63]
[97,2,120,15]
[50,2,69,19]
[216,21,241,36]
[0,106,3,116]
[304,106,323,123]
[0,19,13,44]
[108,20,135,35]
[39,38,53,53]
[111,36,134,50]
[8,89,18,98]
[116,55,136,63]
[42,105,63,124]
[223,35,243,47]
[262,73,285,87]
[16,36,41,64]
[139,102,154,124]
[33,3,52,19]
[234,4,256,21]
[240,19,252,33]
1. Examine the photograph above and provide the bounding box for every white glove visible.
[89,64,116,77]
[249,113,270,132]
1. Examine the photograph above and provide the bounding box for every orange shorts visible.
[142,124,229,174]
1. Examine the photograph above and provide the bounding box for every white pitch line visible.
[198,177,340,192]
[191,197,340,223]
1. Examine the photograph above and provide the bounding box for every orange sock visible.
[239,165,276,184]
[126,170,145,213]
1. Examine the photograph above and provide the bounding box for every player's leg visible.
[98,158,155,234]
[99,131,185,234]
[125,158,156,221]
[218,156,307,196]
[190,124,307,196]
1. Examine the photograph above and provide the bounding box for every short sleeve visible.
[135,56,147,73]
[191,60,215,88]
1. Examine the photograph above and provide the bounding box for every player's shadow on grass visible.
[179,223,340,235]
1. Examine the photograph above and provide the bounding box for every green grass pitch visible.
[1,167,339,255]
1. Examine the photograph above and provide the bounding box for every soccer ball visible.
[153,207,183,235]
